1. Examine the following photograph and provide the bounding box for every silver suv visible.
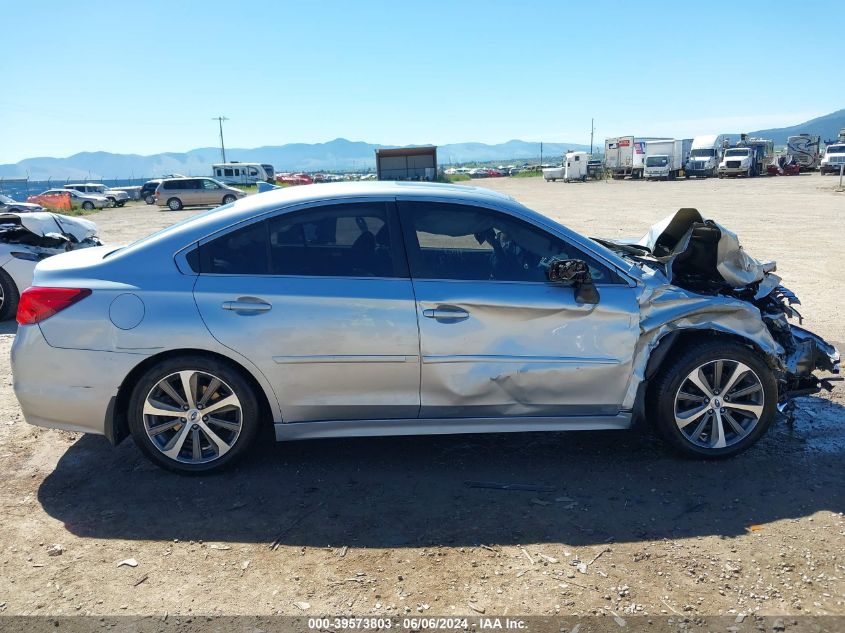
[154,177,246,210]
[64,183,130,207]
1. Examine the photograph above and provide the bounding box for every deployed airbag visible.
[637,208,775,287]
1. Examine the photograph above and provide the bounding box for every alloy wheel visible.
[673,359,765,450]
[143,370,243,464]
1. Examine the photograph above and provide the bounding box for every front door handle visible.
[222,298,272,313]
[422,307,469,321]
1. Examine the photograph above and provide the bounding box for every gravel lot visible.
[0,175,842,618]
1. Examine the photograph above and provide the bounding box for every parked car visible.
[140,179,164,205]
[38,188,109,210]
[64,183,130,207]
[0,211,101,320]
[10,183,838,473]
[0,193,42,213]
[154,177,246,210]
[275,173,313,186]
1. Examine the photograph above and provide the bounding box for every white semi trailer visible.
[685,134,729,178]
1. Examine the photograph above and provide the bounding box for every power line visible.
[212,116,229,162]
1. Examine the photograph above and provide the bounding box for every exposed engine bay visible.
[596,209,840,401]
[0,212,102,258]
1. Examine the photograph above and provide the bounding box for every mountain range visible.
[0,140,590,181]
[1,109,842,181]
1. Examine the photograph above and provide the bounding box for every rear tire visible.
[127,355,261,474]
[144,195,155,205]
[0,268,20,321]
[649,340,777,459]
[82,201,94,210]
[167,197,183,211]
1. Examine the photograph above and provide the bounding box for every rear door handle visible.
[422,307,469,321]
[222,298,272,313]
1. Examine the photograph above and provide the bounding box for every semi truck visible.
[786,134,821,171]
[717,135,773,178]
[685,134,729,178]
[643,139,692,180]
[542,151,590,182]
[820,141,845,175]
[604,136,647,179]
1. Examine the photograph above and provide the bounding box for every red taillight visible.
[16,287,92,325]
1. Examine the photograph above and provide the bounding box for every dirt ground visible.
[0,175,843,619]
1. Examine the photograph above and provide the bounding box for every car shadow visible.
[38,398,844,548]
[0,320,17,335]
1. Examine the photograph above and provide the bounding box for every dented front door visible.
[413,281,639,417]
[397,200,639,419]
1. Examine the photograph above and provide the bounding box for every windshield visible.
[0,194,13,204]
[725,148,749,157]
[646,156,668,167]
[690,148,715,158]
[826,145,845,154]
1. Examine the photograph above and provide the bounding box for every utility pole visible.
[590,118,595,156]
[540,142,543,166]
[212,116,229,162]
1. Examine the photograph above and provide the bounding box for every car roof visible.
[113,180,636,277]
[220,181,518,219]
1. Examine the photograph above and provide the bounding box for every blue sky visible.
[1,0,842,164]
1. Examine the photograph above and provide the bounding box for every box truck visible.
[643,139,692,180]
[604,136,647,179]
[685,134,729,178]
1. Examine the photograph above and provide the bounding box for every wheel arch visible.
[108,348,276,445]
[631,327,777,427]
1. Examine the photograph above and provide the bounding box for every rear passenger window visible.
[200,220,270,274]
[198,202,399,277]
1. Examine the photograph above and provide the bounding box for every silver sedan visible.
[11,182,839,473]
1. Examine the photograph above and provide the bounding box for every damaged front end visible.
[0,211,102,258]
[599,208,840,405]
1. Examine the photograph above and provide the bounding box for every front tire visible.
[0,268,20,321]
[144,195,155,205]
[222,194,237,205]
[167,197,183,211]
[82,201,94,210]
[650,340,777,459]
[127,356,261,474]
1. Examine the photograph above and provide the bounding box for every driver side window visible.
[398,202,618,283]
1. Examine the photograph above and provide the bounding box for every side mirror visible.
[547,259,600,304]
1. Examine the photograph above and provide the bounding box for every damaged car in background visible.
[9,183,840,473]
[0,212,101,320]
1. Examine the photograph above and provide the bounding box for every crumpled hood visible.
[0,211,98,243]
[637,208,776,287]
